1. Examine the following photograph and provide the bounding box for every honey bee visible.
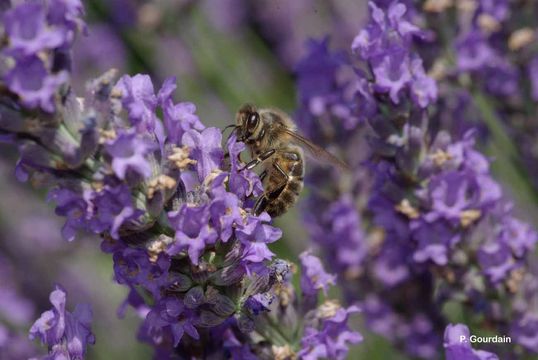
[231,103,349,217]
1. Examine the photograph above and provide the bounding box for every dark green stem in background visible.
[471,90,538,220]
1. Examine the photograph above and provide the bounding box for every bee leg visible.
[259,170,267,182]
[254,162,291,215]
[273,163,289,180]
[254,179,288,215]
[239,149,276,171]
[253,196,269,215]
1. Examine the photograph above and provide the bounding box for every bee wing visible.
[284,129,350,171]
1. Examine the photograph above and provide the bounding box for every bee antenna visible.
[225,126,241,145]
[221,124,237,134]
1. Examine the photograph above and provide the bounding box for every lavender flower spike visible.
[29,285,94,359]
[296,0,538,358]
[444,324,498,360]
[300,251,336,296]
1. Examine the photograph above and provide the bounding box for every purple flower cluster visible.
[103,74,356,356]
[444,324,498,360]
[298,303,361,360]
[1,0,83,112]
[295,1,538,358]
[236,252,362,360]
[368,129,532,279]
[299,251,336,296]
[414,0,538,193]
[439,0,518,97]
[365,117,537,357]
[20,67,285,355]
[29,285,95,359]
[351,1,437,108]
[297,252,362,359]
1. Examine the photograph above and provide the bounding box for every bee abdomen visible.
[286,177,303,195]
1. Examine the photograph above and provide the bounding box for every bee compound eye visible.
[247,112,259,129]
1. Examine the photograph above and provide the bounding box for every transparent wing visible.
[284,129,350,171]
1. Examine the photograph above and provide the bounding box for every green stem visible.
[471,90,538,217]
[259,314,292,348]
[471,91,519,159]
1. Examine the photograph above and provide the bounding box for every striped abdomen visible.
[263,146,304,217]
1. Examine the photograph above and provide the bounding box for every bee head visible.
[236,103,261,142]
